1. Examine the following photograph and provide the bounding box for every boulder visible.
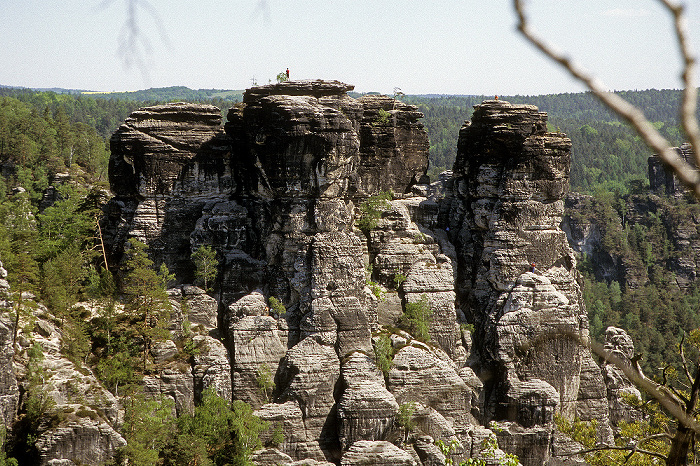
[35,420,126,466]
[228,312,286,406]
[337,380,398,450]
[191,335,232,402]
[603,327,642,426]
[340,440,418,466]
[387,344,473,427]
[278,337,341,461]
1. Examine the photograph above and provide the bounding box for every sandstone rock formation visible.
[447,100,613,461]
[602,327,642,426]
[648,142,697,197]
[0,258,19,432]
[9,299,125,465]
[86,88,635,466]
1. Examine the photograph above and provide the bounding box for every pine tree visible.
[122,239,172,370]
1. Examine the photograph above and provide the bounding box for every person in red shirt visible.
[286,68,289,79]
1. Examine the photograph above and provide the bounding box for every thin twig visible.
[563,444,668,461]
[659,0,700,169]
[679,334,694,385]
[513,0,700,197]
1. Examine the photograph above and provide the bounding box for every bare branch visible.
[521,330,700,433]
[679,334,694,385]
[97,0,171,84]
[513,0,700,198]
[563,443,669,461]
[590,338,700,432]
[659,0,700,169]
[670,385,689,406]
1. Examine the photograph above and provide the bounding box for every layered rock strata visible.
[447,100,612,461]
[101,80,437,464]
[96,89,625,466]
[648,143,697,197]
[0,259,18,429]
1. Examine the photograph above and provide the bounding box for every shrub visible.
[373,333,393,375]
[269,423,285,447]
[256,364,275,402]
[396,401,416,443]
[373,108,391,126]
[399,295,433,342]
[356,192,392,232]
[460,323,475,334]
[191,245,218,291]
[393,273,407,289]
[268,296,286,317]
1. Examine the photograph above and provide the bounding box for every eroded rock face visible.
[603,327,642,426]
[35,420,126,466]
[648,143,696,197]
[277,337,341,461]
[96,90,625,466]
[103,102,230,281]
[340,440,418,466]
[10,303,125,466]
[356,95,429,196]
[101,81,432,464]
[447,100,611,462]
[336,352,399,451]
[0,286,18,429]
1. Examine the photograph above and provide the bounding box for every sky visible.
[1,0,699,96]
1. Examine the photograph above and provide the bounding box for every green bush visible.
[164,389,267,466]
[356,192,392,232]
[373,333,393,375]
[256,364,275,402]
[399,295,433,342]
[191,245,218,291]
[269,423,285,447]
[373,108,391,126]
[268,296,286,317]
[393,273,407,289]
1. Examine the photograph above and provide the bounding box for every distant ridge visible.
[0,85,245,103]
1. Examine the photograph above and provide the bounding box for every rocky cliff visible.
[445,100,612,463]
[3,83,633,465]
[648,143,696,198]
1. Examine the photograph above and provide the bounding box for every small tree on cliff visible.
[191,245,218,291]
[122,238,172,370]
[0,195,39,346]
[399,294,433,343]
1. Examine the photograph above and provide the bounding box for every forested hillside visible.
[404,89,688,192]
[1,85,699,464]
[564,191,700,375]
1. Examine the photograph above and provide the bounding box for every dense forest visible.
[566,191,700,375]
[404,89,687,193]
[1,85,699,463]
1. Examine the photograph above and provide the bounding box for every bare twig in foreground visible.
[513,0,700,198]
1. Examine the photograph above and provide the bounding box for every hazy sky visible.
[1,1,699,95]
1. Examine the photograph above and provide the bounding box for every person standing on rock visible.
[286,68,290,79]
[530,262,536,273]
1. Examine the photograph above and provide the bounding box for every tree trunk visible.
[667,424,693,466]
[667,361,700,466]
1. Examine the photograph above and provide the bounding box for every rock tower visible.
[448,100,612,463]
[95,89,622,465]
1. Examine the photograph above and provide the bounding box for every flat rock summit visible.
[1,81,638,465]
